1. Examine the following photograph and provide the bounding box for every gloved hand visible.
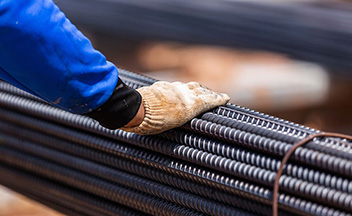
[121,81,230,135]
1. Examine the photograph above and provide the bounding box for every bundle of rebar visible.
[0,69,351,216]
[54,0,352,72]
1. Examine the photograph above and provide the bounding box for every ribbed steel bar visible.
[0,120,272,215]
[3,116,351,196]
[2,81,349,179]
[0,91,351,213]
[0,70,351,215]
[0,87,349,181]
[0,108,348,216]
[209,109,352,157]
[119,68,157,84]
[217,105,351,151]
[187,117,352,178]
[221,104,318,134]
[161,129,352,193]
[1,72,350,163]
[0,69,352,158]
[0,81,45,103]
[2,71,349,158]
[0,132,256,216]
[0,100,350,213]
[218,104,352,154]
[0,146,205,216]
[54,0,352,72]
[0,165,145,216]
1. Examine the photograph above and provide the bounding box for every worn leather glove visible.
[121,81,230,135]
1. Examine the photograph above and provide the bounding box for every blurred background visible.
[1,0,352,215]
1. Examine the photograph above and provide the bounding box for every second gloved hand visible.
[121,81,230,135]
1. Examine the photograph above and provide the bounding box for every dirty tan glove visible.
[121,81,230,135]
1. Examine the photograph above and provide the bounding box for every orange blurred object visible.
[0,186,63,216]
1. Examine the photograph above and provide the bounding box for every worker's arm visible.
[0,0,229,135]
[0,0,142,128]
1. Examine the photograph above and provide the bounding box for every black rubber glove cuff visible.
[86,78,142,129]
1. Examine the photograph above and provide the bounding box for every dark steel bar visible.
[0,120,271,215]
[161,129,352,193]
[0,69,351,215]
[54,0,352,72]
[0,88,350,180]
[0,107,348,216]
[0,165,145,216]
[0,146,205,216]
[0,132,256,216]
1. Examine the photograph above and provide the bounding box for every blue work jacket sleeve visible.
[0,0,119,114]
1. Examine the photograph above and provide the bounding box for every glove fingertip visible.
[221,93,230,103]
